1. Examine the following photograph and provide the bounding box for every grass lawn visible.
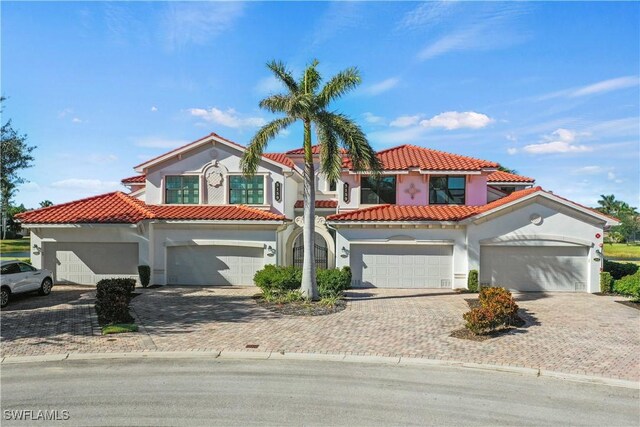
[604,243,640,259]
[102,324,138,335]
[0,238,30,254]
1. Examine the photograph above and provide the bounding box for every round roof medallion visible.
[530,213,543,225]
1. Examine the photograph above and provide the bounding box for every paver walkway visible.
[2,285,639,382]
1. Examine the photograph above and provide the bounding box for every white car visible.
[0,260,54,308]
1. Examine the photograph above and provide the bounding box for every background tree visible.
[1,97,36,239]
[241,60,380,299]
[597,194,639,244]
[39,200,53,208]
[497,165,518,174]
[597,194,619,216]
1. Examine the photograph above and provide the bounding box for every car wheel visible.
[1,287,9,308]
[39,278,53,296]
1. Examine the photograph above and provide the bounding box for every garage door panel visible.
[351,245,453,289]
[167,245,263,286]
[480,246,588,292]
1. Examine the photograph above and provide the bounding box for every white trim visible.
[347,170,409,175]
[328,221,460,227]
[488,182,534,186]
[20,224,138,229]
[348,239,454,245]
[164,239,266,248]
[479,234,593,247]
[419,170,481,175]
[156,220,287,225]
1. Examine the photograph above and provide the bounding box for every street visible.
[1,358,638,426]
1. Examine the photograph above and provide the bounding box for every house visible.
[17,131,618,293]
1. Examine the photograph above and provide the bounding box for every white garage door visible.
[480,246,588,292]
[167,245,264,286]
[350,245,453,288]
[43,242,139,284]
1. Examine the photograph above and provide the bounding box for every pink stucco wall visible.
[466,175,488,206]
[397,174,428,205]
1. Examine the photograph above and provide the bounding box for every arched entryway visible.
[293,232,328,270]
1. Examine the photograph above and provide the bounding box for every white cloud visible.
[507,148,518,155]
[537,76,640,100]
[505,133,518,142]
[311,2,363,46]
[72,117,83,123]
[163,2,245,50]
[50,179,121,193]
[364,77,400,95]
[255,76,283,95]
[397,1,458,31]
[151,106,158,112]
[188,107,266,129]
[390,115,422,128]
[574,166,605,175]
[420,111,493,130]
[134,137,190,149]
[362,112,385,124]
[523,128,592,154]
[18,182,42,192]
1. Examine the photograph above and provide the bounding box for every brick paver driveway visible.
[2,285,639,381]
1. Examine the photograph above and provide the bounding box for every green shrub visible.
[464,287,519,335]
[600,271,613,294]
[317,266,351,298]
[253,265,302,294]
[138,265,151,288]
[604,260,639,280]
[102,323,138,335]
[613,271,640,300]
[467,270,479,293]
[95,278,136,326]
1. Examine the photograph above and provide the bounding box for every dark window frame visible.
[165,175,200,204]
[360,175,397,205]
[429,176,466,205]
[228,175,265,205]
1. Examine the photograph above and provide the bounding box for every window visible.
[18,263,36,272]
[229,175,264,204]
[429,176,466,205]
[165,176,199,204]
[499,186,516,194]
[329,178,337,192]
[1,263,20,275]
[360,176,396,204]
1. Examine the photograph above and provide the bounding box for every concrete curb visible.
[2,350,638,390]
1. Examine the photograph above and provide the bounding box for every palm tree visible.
[241,60,381,299]
[597,194,618,215]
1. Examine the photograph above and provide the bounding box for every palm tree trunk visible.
[301,119,318,300]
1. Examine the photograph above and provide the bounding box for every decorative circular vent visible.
[530,213,543,225]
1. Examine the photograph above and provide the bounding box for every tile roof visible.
[15,192,153,224]
[121,174,146,184]
[148,204,286,221]
[263,152,296,169]
[16,192,287,224]
[286,145,347,155]
[294,200,339,209]
[342,144,499,171]
[475,186,542,214]
[487,171,535,183]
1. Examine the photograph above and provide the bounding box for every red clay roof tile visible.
[342,144,498,171]
[327,204,479,222]
[121,174,146,184]
[294,200,339,209]
[487,171,535,183]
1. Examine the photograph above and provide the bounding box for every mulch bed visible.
[616,300,640,310]
[450,298,526,342]
[255,297,347,316]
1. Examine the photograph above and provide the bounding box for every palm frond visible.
[300,59,322,95]
[259,94,293,114]
[241,117,295,176]
[266,60,299,94]
[316,122,343,183]
[317,112,381,174]
[318,67,361,108]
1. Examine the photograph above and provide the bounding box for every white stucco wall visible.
[467,198,605,293]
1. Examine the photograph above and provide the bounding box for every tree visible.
[597,194,639,244]
[497,165,518,174]
[1,97,36,238]
[39,200,53,208]
[597,194,618,216]
[241,60,381,299]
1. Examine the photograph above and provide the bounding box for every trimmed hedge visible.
[253,265,351,298]
[138,265,151,288]
[604,260,639,280]
[613,271,640,300]
[467,270,479,293]
[463,287,519,335]
[95,278,136,325]
[600,271,613,294]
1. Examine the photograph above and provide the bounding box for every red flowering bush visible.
[464,287,520,335]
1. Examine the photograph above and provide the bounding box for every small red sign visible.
[595,233,601,239]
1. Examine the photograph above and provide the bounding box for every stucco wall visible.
[467,198,604,293]
[467,175,488,206]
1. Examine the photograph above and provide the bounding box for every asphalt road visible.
[1,358,638,426]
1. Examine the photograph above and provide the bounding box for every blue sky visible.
[3,1,639,208]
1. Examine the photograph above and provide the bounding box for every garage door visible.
[350,245,452,288]
[480,246,588,292]
[166,245,264,286]
[43,242,139,284]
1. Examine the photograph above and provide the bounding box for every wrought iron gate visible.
[293,242,328,270]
